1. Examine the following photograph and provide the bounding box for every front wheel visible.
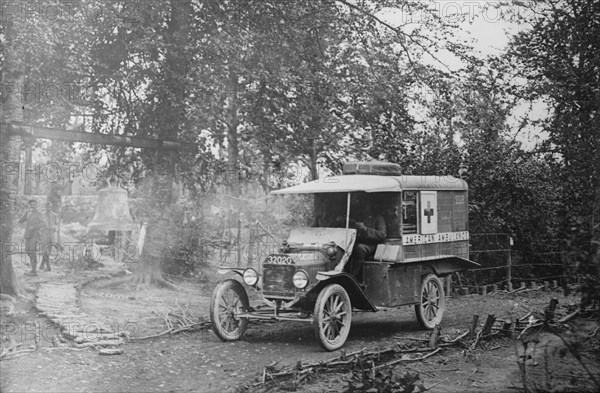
[313,284,352,351]
[414,274,445,329]
[210,279,249,341]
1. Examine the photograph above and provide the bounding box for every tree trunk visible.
[309,139,318,181]
[134,196,174,287]
[134,0,191,287]
[226,73,240,196]
[0,74,23,296]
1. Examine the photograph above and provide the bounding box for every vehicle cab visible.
[210,161,478,350]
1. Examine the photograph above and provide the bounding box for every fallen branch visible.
[44,346,87,352]
[99,348,124,355]
[397,347,442,353]
[129,328,173,341]
[76,339,124,349]
[557,309,580,323]
[258,342,444,390]
[442,330,469,345]
[0,345,36,360]
[0,343,36,360]
[374,348,442,370]
[129,321,211,341]
[423,377,449,392]
[0,349,36,360]
[508,286,528,294]
[469,330,483,351]
[517,321,543,341]
[407,336,429,342]
[517,312,533,323]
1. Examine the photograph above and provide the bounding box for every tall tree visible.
[508,0,600,302]
[0,66,22,297]
[1,2,87,295]
[133,0,193,287]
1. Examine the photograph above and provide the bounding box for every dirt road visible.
[2,267,599,393]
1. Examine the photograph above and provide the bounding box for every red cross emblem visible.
[424,201,434,223]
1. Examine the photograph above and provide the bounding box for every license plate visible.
[265,254,295,265]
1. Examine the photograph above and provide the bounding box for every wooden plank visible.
[402,244,421,262]
[6,123,195,151]
[422,242,439,258]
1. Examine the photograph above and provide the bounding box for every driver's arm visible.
[357,216,386,242]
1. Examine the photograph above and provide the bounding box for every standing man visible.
[349,199,386,280]
[18,200,47,276]
[40,202,59,272]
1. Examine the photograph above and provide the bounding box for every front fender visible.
[216,266,266,294]
[311,271,377,311]
[217,266,263,289]
[217,266,245,278]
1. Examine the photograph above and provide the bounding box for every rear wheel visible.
[313,284,352,351]
[415,274,445,329]
[210,280,249,341]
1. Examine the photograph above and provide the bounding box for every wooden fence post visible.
[429,324,441,348]
[481,314,496,336]
[468,314,480,339]
[545,298,559,322]
[506,236,513,292]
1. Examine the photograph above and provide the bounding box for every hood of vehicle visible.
[286,227,356,252]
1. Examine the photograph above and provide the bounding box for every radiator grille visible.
[262,264,295,298]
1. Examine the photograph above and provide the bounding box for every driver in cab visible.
[342,198,386,280]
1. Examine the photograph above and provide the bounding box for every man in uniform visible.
[348,198,386,279]
[40,202,59,272]
[18,200,47,276]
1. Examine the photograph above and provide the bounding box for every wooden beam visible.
[3,123,196,152]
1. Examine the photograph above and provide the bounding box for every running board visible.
[236,312,312,323]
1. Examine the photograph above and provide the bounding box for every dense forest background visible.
[1,1,598,302]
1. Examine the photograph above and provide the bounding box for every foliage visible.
[4,0,597,299]
[507,0,600,302]
[279,194,314,229]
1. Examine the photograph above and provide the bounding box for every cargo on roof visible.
[342,160,402,176]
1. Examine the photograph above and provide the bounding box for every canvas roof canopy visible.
[271,175,467,194]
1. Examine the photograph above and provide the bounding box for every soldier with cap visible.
[348,198,386,280]
[18,200,47,276]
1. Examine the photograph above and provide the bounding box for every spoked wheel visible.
[415,274,445,329]
[210,279,249,341]
[313,284,352,351]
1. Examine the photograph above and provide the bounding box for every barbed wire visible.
[511,274,572,282]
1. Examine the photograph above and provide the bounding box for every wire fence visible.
[457,233,574,293]
[197,229,581,294]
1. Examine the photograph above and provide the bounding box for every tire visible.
[313,284,352,351]
[210,279,249,341]
[415,274,445,329]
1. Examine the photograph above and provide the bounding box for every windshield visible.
[312,193,347,227]
[312,192,401,236]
